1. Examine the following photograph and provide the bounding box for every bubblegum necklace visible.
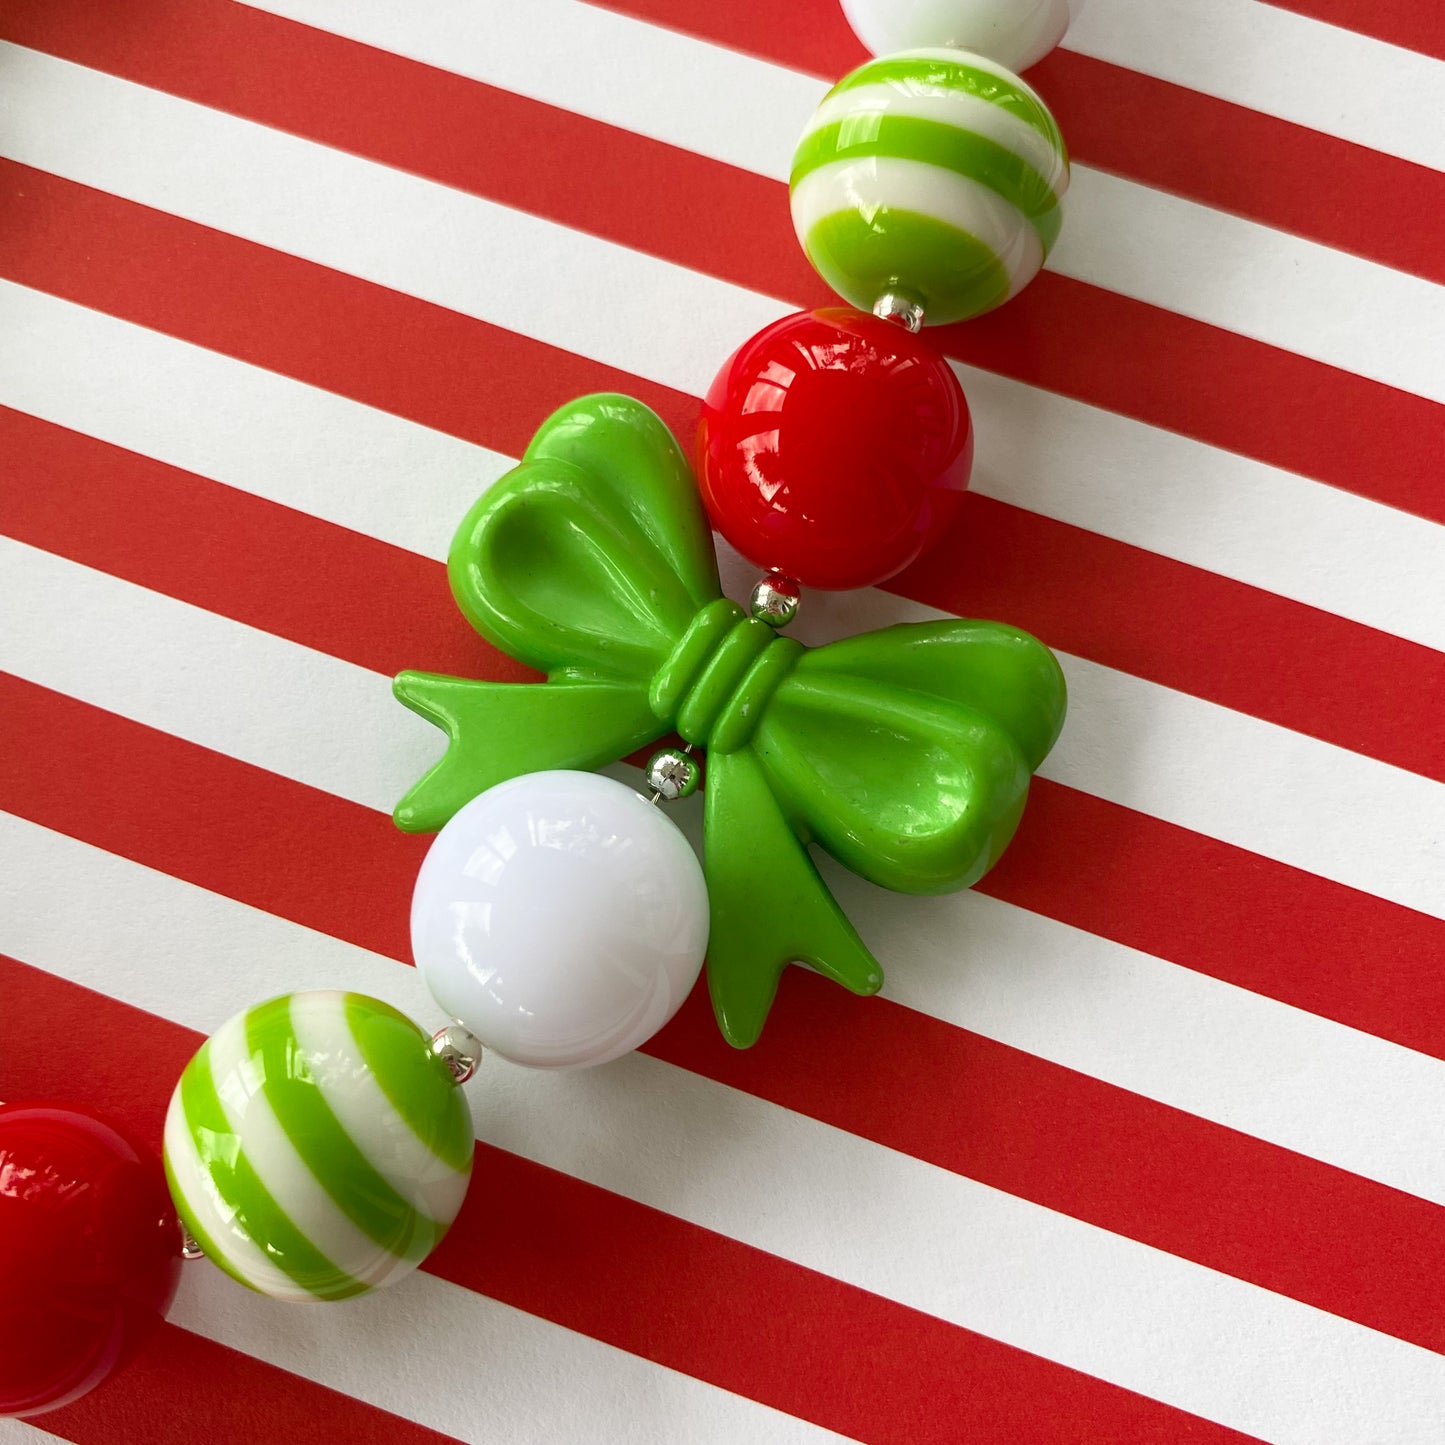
[2,0,1078,1416]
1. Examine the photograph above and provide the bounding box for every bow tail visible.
[703,749,883,1048]
[393,671,662,832]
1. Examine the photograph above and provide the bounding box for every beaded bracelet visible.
[2,0,1077,1416]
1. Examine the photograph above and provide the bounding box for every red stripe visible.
[1257,0,1445,60]
[0,958,1256,1445]
[8,412,1445,1058]
[0,161,681,465]
[25,1322,461,1445]
[6,677,1445,1361]
[897,493,1445,786]
[3,14,1443,523]
[5,168,1445,792]
[0,410,535,688]
[1028,49,1445,284]
[586,0,1445,285]
[985,777,1445,1059]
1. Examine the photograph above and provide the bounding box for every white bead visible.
[410,771,709,1069]
[840,0,1079,72]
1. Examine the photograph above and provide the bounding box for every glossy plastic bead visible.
[791,49,1069,323]
[411,771,709,1069]
[697,308,973,590]
[163,992,473,1302]
[841,0,1079,72]
[0,1104,181,1418]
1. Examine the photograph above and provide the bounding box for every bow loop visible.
[649,602,803,747]
[795,619,1067,770]
[751,621,1066,895]
[448,394,720,679]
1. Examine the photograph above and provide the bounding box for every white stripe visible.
[805,80,1067,198]
[1047,163,1445,405]
[289,992,472,1226]
[184,3,1445,403]
[6,813,1445,1445]
[1053,650,1441,896]
[952,352,1445,657]
[0,537,436,813]
[166,1246,853,1445]
[204,1011,421,1291]
[845,869,1445,1207]
[790,155,1046,292]
[0,295,494,566]
[247,0,814,181]
[0,43,780,414]
[1062,0,1445,175]
[0,1423,56,1442]
[163,1088,309,1300]
[6,514,1445,926]
[483,1052,1445,1445]
[6,281,1444,663]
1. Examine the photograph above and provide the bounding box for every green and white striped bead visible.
[790,48,1069,324]
[163,992,474,1302]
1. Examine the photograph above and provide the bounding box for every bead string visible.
[4,0,1082,1416]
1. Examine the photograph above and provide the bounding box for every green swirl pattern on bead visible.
[790,48,1069,324]
[163,992,474,1302]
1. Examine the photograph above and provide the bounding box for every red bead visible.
[697,308,973,591]
[0,1104,181,1419]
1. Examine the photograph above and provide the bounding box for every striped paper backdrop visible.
[2,1,1443,1440]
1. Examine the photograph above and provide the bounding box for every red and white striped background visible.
[1,0,1443,1440]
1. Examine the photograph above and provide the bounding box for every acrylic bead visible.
[840,0,1078,72]
[411,771,709,1069]
[163,992,473,1302]
[697,308,973,590]
[0,1104,181,1418]
[790,48,1069,323]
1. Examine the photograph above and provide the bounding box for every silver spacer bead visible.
[749,573,801,629]
[430,1022,484,1085]
[179,1226,206,1261]
[646,747,702,802]
[872,291,925,333]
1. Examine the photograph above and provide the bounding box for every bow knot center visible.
[649,599,801,752]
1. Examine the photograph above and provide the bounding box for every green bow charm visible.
[394,395,1066,1047]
